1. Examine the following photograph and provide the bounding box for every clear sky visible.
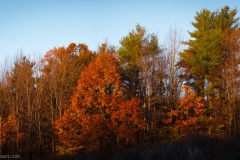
[0,0,239,65]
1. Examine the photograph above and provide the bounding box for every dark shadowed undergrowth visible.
[54,134,240,160]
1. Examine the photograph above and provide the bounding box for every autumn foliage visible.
[0,5,239,159]
[163,86,205,135]
[2,115,24,146]
[55,53,145,153]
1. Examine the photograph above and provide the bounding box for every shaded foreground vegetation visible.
[0,5,240,159]
[53,134,240,160]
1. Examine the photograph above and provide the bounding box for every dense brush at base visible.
[53,134,240,160]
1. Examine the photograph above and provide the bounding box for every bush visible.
[112,134,240,160]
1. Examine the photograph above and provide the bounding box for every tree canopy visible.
[0,5,239,159]
[55,52,145,154]
[179,6,239,94]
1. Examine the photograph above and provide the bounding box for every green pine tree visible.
[179,6,239,96]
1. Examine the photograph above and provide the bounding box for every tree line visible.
[0,5,239,159]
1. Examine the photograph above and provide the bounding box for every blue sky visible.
[0,0,239,65]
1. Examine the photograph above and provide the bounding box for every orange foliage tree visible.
[39,43,95,156]
[55,53,145,154]
[163,85,205,136]
[2,115,24,147]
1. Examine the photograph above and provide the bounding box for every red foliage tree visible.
[55,53,145,153]
[163,85,205,136]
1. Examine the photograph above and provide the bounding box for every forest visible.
[0,5,240,160]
